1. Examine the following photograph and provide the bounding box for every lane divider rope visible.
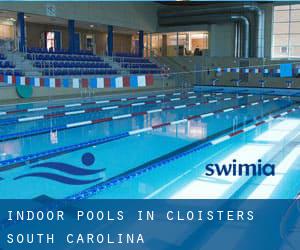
[0,91,221,126]
[0,93,256,141]
[0,89,197,116]
[0,95,287,171]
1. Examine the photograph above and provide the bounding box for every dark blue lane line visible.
[66,103,295,200]
[0,132,129,172]
[234,90,249,93]
[0,117,18,125]
[66,141,212,199]
[14,172,102,185]
[0,125,66,142]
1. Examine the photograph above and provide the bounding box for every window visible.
[272,4,300,58]
[46,32,55,50]
[86,34,95,53]
[0,24,14,40]
[148,31,208,57]
[189,32,208,51]
[150,33,163,56]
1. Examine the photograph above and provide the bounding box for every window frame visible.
[272,4,300,59]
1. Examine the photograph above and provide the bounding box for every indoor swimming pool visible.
[0,87,299,200]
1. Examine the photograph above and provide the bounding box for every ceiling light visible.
[8,18,16,22]
[90,24,94,28]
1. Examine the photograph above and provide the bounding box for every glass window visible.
[166,33,177,46]
[275,5,290,10]
[290,46,300,57]
[151,33,163,56]
[150,31,208,57]
[273,34,289,46]
[190,32,208,51]
[289,22,300,33]
[290,34,300,46]
[273,10,289,22]
[46,32,55,50]
[0,24,14,40]
[291,4,300,10]
[272,4,300,58]
[273,22,289,34]
[291,9,300,21]
[272,46,288,58]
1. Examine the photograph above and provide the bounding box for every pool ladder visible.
[285,80,294,89]
[232,116,238,133]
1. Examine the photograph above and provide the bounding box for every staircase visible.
[102,56,129,75]
[151,56,194,88]
[5,51,42,77]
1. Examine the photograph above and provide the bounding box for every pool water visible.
[0,87,299,199]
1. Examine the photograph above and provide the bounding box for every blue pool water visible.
[0,87,300,199]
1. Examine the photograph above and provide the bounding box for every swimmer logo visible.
[81,153,95,166]
[14,152,106,185]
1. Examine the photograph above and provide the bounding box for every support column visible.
[107,25,113,56]
[68,20,75,53]
[17,12,26,52]
[139,30,144,57]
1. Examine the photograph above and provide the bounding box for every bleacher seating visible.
[0,53,23,76]
[0,69,23,76]
[27,48,117,76]
[114,52,140,58]
[25,49,164,76]
[27,53,103,62]
[113,53,163,75]
[0,53,15,69]
[27,47,93,55]
[0,60,15,68]
[33,61,111,69]
[43,69,117,76]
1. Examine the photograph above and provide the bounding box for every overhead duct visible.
[245,5,264,58]
[231,15,250,58]
[233,21,242,58]
[158,4,265,58]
